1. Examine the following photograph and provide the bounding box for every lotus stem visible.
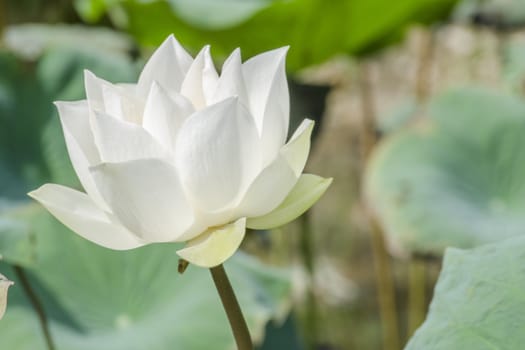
[210,264,253,350]
[407,257,426,337]
[407,28,433,341]
[0,1,6,36]
[299,212,318,350]
[14,266,56,350]
[368,219,401,350]
[414,28,434,103]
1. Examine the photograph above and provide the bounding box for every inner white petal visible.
[175,97,261,213]
[142,82,195,155]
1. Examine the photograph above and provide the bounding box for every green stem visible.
[14,266,56,350]
[0,0,7,37]
[369,219,401,350]
[407,258,426,338]
[210,264,253,350]
[299,212,318,350]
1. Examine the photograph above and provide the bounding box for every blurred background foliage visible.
[3,0,525,349]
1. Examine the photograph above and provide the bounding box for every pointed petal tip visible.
[305,120,315,135]
[5,280,14,287]
[303,118,315,131]
[281,118,315,177]
[27,190,37,200]
[150,79,161,89]
[147,80,165,97]
[249,46,289,63]
[0,275,14,287]
[273,45,290,58]
[53,99,87,111]
[308,175,333,191]
[231,47,242,58]
[195,45,211,58]
[224,48,242,67]
[83,69,96,80]
[53,100,68,112]
[27,184,50,200]
[162,34,189,55]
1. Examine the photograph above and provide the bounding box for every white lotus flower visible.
[29,35,331,267]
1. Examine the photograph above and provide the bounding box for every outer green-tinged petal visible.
[243,47,289,165]
[237,120,313,217]
[0,273,14,321]
[180,46,218,109]
[28,184,144,249]
[90,159,194,242]
[91,110,168,162]
[138,35,193,96]
[177,218,246,267]
[281,119,314,177]
[55,100,109,210]
[142,82,194,154]
[175,98,260,213]
[237,155,296,217]
[247,174,332,230]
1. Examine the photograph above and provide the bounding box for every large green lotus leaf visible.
[0,203,41,267]
[0,52,54,267]
[366,88,525,256]
[0,52,50,188]
[74,0,278,28]
[166,0,279,30]
[502,42,525,94]
[0,214,292,349]
[114,0,456,71]
[405,235,525,349]
[3,24,134,61]
[74,0,124,23]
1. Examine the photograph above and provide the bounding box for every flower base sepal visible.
[177,218,246,268]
